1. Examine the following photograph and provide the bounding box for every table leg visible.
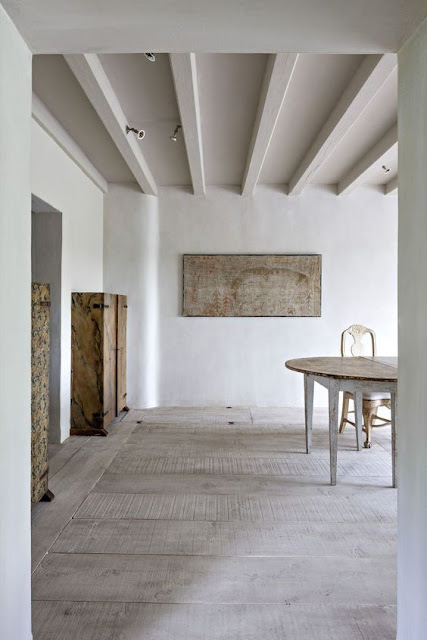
[328,380,340,486]
[353,391,363,452]
[391,390,398,488]
[304,374,314,454]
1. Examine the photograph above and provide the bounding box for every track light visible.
[144,53,156,62]
[170,124,182,142]
[126,125,145,140]
[382,165,391,174]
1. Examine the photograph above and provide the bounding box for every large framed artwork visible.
[183,254,322,317]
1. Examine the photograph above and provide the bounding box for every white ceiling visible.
[98,54,191,186]
[259,54,364,184]
[32,55,135,182]
[198,54,268,186]
[3,0,427,54]
[32,52,399,195]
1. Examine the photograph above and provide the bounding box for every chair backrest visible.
[341,324,377,357]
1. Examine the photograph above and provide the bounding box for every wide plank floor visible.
[32,407,397,639]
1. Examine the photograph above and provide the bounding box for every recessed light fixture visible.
[126,125,145,140]
[144,53,156,62]
[170,124,182,142]
[382,165,391,174]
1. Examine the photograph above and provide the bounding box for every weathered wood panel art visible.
[183,255,321,317]
[31,282,51,503]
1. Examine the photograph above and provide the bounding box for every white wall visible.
[0,7,33,640]
[397,18,427,640]
[31,120,104,441]
[104,183,159,408]
[32,208,62,443]
[105,184,397,408]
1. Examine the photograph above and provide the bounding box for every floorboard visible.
[51,518,396,557]
[32,552,395,605]
[32,601,396,640]
[75,491,396,523]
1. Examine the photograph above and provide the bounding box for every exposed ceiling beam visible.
[65,54,158,196]
[288,54,397,195]
[32,92,108,194]
[241,53,299,196]
[385,175,398,195]
[337,123,398,195]
[170,53,206,196]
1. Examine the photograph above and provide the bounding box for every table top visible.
[285,356,398,382]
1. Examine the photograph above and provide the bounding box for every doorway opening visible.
[31,194,62,444]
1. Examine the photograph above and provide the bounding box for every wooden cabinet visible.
[117,295,128,413]
[31,283,53,503]
[71,292,127,436]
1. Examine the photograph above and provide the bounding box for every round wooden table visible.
[285,356,397,487]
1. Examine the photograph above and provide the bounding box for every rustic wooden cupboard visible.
[31,282,53,503]
[71,292,127,436]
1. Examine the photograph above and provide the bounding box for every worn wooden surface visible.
[32,407,397,639]
[287,359,397,486]
[183,254,321,317]
[32,602,396,640]
[31,283,51,504]
[71,293,117,434]
[116,295,127,412]
[286,357,398,381]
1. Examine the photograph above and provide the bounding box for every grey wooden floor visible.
[32,407,397,639]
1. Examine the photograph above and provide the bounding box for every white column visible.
[0,6,33,640]
[104,184,160,408]
[398,17,427,640]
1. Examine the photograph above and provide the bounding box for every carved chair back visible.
[341,324,377,357]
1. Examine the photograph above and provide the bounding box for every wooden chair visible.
[339,324,391,448]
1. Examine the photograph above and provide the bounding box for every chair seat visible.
[363,392,391,401]
[344,390,390,401]
[345,390,390,401]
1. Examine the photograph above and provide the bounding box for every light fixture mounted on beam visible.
[170,124,182,142]
[144,53,156,62]
[126,125,145,140]
[382,164,391,174]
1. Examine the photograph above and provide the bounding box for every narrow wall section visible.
[398,19,427,640]
[31,120,104,441]
[0,6,33,639]
[104,183,160,408]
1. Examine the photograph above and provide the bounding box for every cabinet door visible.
[71,292,106,434]
[117,295,128,412]
[31,283,50,503]
[103,293,117,427]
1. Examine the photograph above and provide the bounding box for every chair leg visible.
[339,394,350,433]
[363,407,376,448]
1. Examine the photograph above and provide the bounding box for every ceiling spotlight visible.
[170,124,182,142]
[382,165,391,174]
[144,53,156,62]
[126,125,145,140]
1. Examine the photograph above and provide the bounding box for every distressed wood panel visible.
[183,254,321,317]
[31,282,51,504]
[116,295,127,412]
[32,601,396,640]
[32,553,395,604]
[71,293,119,435]
[103,293,117,423]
